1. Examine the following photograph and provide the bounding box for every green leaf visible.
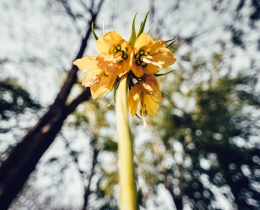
[128,13,138,47]
[137,11,150,37]
[147,23,154,35]
[113,77,121,102]
[154,70,175,77]
[165,37,177,43]
[92,22,99,40]
[166,37,177,48]
[135,113,141,119]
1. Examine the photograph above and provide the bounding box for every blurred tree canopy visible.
[83,42,260,209]
[0,78,41,132]
[152,69,260,209]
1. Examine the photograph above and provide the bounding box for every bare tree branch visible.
[59,0,83,37]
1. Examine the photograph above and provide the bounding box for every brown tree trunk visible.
[0,2,103,208]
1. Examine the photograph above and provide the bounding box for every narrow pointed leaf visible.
[128,13,138,47]
[137,11,150,37]
[166,37,177,48]
[113,77,121,102]
[147,23,154,35]
[154,70,175,77]
[92,22,99,40]
[166,37,177,43]
[135,113,141,119]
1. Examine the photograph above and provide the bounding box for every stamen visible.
[141,62,147,67]
[122,54,128,59]
[112,48,116,54]
[116,45,121,51]
[122,48,127,53]
[139,50,144,55]
[115,51,123,57]
[136,60,141,66]
[142,116,148,128]
[135,54,140,59]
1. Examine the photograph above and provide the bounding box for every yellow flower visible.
[73,56,116,99]
[96,31,132,77]
[128,74,163,126]
[131,32,176,78]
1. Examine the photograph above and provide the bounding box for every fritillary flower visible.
[96,31,132,77]
[73,56,116,99]
[128,74,164,126]
[131,32,176,78]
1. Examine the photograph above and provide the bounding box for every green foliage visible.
[0,78,41,121]
[103,139,117,152]
[0,78,41,133]
[151,44,260,209]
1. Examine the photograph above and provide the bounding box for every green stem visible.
[116,73,137,210]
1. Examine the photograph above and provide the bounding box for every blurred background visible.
[0,0,260,209]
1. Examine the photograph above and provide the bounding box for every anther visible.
[135,54,140,59]
[139,50,144,55]
[122,48,127,53]
[116,45,121,51]
[136,60,141,66]
[122,54,128,59]
[141,62,147,67]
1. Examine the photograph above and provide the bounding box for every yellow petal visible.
[149,40,166,54]
[129,83,142,100]
[117,56,131,77]
[96,54,115,72]
[151,48,176,67]
[131,63,144,78]
[110,31,123,45]
[96,31,123,53]
[96,38,111,54]
[139,74,156,93]
[151,93,164,102]
[82,68,116,99]
[139,74,164,102]
[91,85,107,99]
[134,32,152,51]
[128,84,142,116]
[91,73,116,99]
[82,68,103,87]
[106,74,117,90]
[73,56,100,72]
[143,64,159,75]
[143,94,159,115]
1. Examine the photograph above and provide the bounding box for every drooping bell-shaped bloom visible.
[128,74,164,126]
[131,32,176,78]
[73,56,116,99]
[96,31,133,77]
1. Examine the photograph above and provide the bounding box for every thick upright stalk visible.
[116,74,137,210]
